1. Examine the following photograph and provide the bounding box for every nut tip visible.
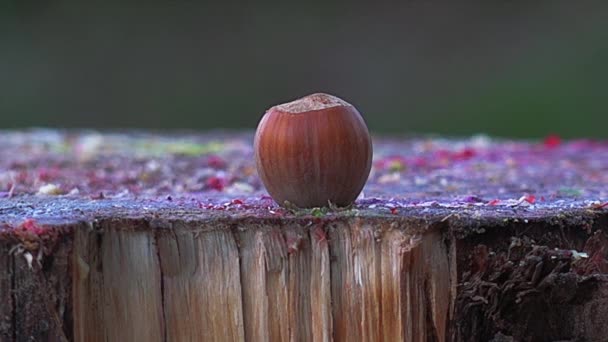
[272,93,352,114]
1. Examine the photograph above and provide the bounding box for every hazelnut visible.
[254,93,372,208]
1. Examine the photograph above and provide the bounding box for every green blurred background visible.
[1,2,606,138]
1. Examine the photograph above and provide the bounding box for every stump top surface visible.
[1,130,607,231]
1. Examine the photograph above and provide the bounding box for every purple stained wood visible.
[0,131,606,229]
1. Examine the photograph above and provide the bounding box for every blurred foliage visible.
[0,2,607,138]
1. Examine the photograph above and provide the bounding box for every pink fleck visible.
[544,135,561,148]
[38,167,60,182]
[409,157,427,168]
[390,207,398,215]
[524,194,536,204]
[206,155,226,169]
[19,218,46,235]
[488,199,501,206]
[454,148,476,161]
[206,177,226,191]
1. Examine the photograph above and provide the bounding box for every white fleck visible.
[354,254,362,286]
[37,183,63,196]
[111,189,130,198]
[378,173,400,184]
[76,134,104,160]
[571,250,589,260]
[470,134,491,148]
[24,252,33,269]
[145,160,161,172]
[225,182,254,194]
[414,177,427,186]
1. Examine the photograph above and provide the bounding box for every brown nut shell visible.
[254,93,372,208]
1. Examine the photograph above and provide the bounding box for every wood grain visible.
[7,218,452,341]
[239,226,290,341]
[330,220,452,341]
[329,221,362,341]
[103,227,164,342]
[0,242,13,341]
[13,238,72,342]
[238,223,336,341]
[310,225,333,342]
[158,224,244,342]
[74,223,164,342]
[73,223,105,342]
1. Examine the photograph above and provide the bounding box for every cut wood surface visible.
[1,130,608,341]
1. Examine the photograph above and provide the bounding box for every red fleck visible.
[38,167,60,182]
[409,157,427,168]
[524,194,536,204]
[231,199,243,205]
[312,226,328,244]
[206,155,226,169]
[390,207,398,215]
[454,148,476,161]
[206,176,226,191]
[488,199,501,206]
[434,148,476,164]
[544,135,561,148]
[19,218,46,235]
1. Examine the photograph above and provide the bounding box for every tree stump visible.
[1,130,607,341]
